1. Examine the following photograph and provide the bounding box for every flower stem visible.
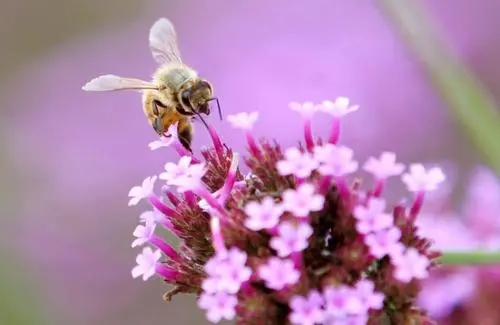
[439,251,500,265]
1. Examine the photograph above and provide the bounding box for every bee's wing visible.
[149,18,183,65]
[82,74,158,92]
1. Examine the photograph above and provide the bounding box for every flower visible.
[282,183,325,217]
[402,164,445,192]
[317,97,359,117]
[391,248,431,283]
[122,92,440,324]
[197,291,238,323]
[131,247,162,281]
[258,257,301,290]
[363,151,405,179]
[244,196,284,231]
[276,147,319,178]
[226,111,259,130]
[131,221,156,247]
[127,176,157,206]
[289,290,325,325]
[270,221,313,257]
[353,198,393,234]
[364,227,404,258]
[313,144,358,177]
[289,101,318,118]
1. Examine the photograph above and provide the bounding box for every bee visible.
[82,18,221,152]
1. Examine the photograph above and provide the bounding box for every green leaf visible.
[377,0,500,175]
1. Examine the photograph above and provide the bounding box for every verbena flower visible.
[127,97,444,324]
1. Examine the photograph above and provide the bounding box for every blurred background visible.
[1,0,500,324]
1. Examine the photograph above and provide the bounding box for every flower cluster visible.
[127,97,443,324]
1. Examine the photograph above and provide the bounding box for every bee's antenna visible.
[208,97,222,121]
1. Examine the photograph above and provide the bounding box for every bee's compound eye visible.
[181,90,191,107]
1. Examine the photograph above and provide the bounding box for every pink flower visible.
[244,196,284,231]
[313,144,358,177]
[147,123,178,150]
[197,291,238,323]
[270,221,313,257]
[160,156,207,192]
[324,314,368,325]
[364,227,404,258]
[202,247,252,294]
[289,101,319,118]
[323,285,365,317]
[226,111,259,130]
[131,221,156,247]
[401,164,445,192]
[354,279,384,311]
[276,147,319,178]
[289,290,325,325]
[139,209,167,224]
[353,198,393,234]
[363,152,405,179]
[317,97,359,117]
[127,176,157,206]
[391,248,430,283]
[282,183,325,217]
[131,247,162,281]
[258,257,300,290]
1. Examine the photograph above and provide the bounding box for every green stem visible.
[376,0,500,176]
[439,251,500,265]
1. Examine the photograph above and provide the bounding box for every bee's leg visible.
[177,120,193,153]
[152,117,164,135]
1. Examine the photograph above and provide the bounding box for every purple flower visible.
[353,198,393,234]
[391,247,431,283]
[197,291,238,323]
[159,156,207,192]
[131,221,156,247]
[258,257,300,290]
[289,101,319,118]
[243,196,284,231]
[138,209,167,224]
[226,111,259,130]
[313,144,358,177]
[127,176,157,206]
[317,97,359,118]
[323,285,365,317]
[147,122,178,150]
[270,221,313,257]
[289,290,325,325]
[131,247,161,281]
[402,164,446,192]
[363,151,405,179]
[282,183,325,217]
[364,227,404,258]
[202,247,252,294]
[354,279,384,312]
[276,147,319,179]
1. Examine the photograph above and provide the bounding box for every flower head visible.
[289,290,325,325]
[148,123,179,150]
[226,111,259,130]
[258,257,300,290]
[276,147,319,178]
[128,176,157,206]
[317,97,359,117]
[364,227,403,258]
[160,156,207,192]
[197,291,238,323]
[244,196,284,231]
[363,151,405,179]
[270,221,313,257]
[282,183,325,217]
[353,198,393,234]
[313,144,358,177]
[131,247,161,281]
[391,248,431,283]
[131,221,156,247]
[289,101,319,118]
[402,164,445,192]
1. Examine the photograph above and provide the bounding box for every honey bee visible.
[82,18,221,152]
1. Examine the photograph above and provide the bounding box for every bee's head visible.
[179,79,213,115]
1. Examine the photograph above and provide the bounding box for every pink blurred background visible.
[1,0,500,324]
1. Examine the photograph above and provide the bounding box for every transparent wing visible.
[82,74,157,92]
[149,18,183,65]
